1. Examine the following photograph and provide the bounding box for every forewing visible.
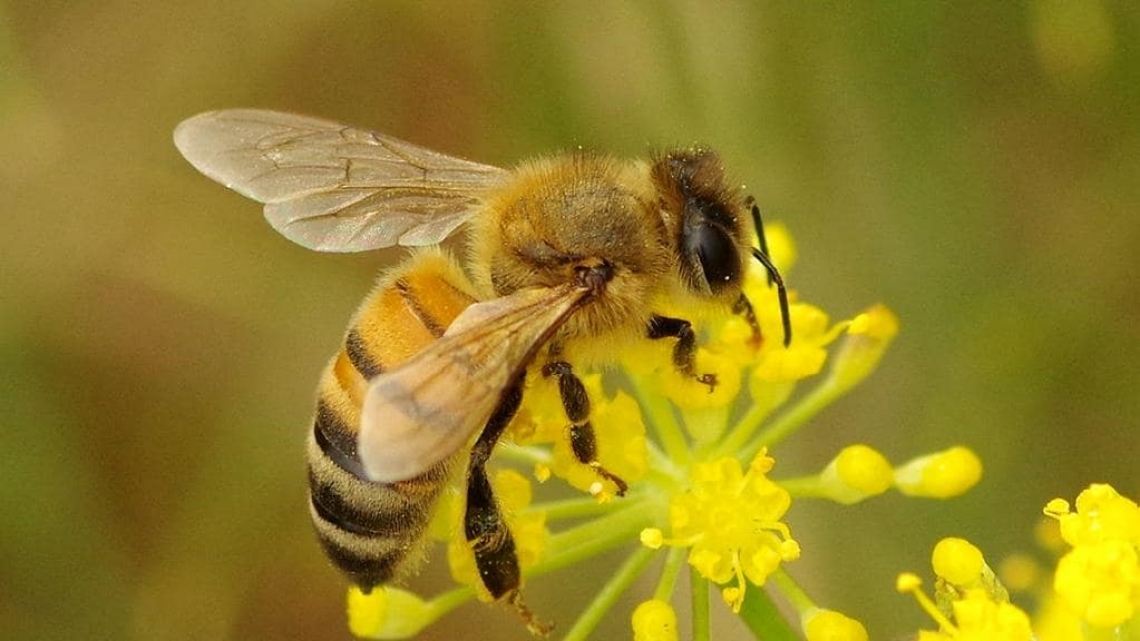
[358,285,589,483]
[173,109,508,251]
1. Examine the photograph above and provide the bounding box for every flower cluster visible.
[897,538,1032,641]
[346,224,982,640]
[898,484,1140,641]
[1045,484,1140,633]
[639,449,800,613]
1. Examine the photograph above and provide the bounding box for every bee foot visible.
[590,463,628,496]
[508,591,553,638]
[698,373,718,393]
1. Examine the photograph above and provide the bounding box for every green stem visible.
[628,372,691,466]
[496,444,552,466]
[738,587,801,641]
[525,495,622,521]
[690,568,711,641]
[715,381,794,457]
[548,504,652,551]
[643,443,686,493]
[646,440,683,483]
[653,547,687,601]
[1081,625,1122,641]
[681,404,730,450]
[531,504,658,577]
[717,402,772,458]
[739,378,841,461]
[1126,616,1140,639]
[423,585,476,626]
[774,475,826,498]
[770,568,815,613]
[562,546,657,641]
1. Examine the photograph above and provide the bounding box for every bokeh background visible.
[3,2,1137,639]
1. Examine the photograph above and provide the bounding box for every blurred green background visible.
[3,2,1137,639]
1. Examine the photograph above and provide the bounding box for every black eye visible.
[685,222,739,293]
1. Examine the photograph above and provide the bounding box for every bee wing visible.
[358,284,590,483]
[173,109,508,252]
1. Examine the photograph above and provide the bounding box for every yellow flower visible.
[931,537,1010,618]
[749,301,837,383]
[898,539,1034,641]
[1044,483,1140,629]
[347,586,432,640]
[933,537,984,588]
[895,446,983,499]
[801,608,869,641]
[817,444,894,504]
[821,304,899,392]
[1047,483,1140,547]
[949,590,1034,641]
[898,572,1033,641]
[1053,539,1138,627]
[642,449,799,613]
[631,599,678,641]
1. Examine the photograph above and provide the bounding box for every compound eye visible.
[687,222,740,294]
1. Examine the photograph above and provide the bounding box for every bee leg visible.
[465,376,525,600]
[464,374,552,635]
[732,293,763,348]
[541,361,628,496]
[646,314,718,391]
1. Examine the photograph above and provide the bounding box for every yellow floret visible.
[932,538,985,587]
[347,586,432,640]
[802,608,869,641]
[894,446,983,498]
[631,599,679,641]
[818,444,894,504]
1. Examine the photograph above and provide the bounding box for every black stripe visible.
[395,278,446,337]
[345,328,383,379]
[308,471,430,538]
[313,400,369,480]
[312,526,403,591]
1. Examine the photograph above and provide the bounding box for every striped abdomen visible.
[306,250,479,589]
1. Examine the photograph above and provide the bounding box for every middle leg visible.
[541,359,629,496]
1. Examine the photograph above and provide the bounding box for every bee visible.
[173,109,791,629]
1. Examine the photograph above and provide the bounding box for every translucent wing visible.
[358,284,590,483]
[173,109,508,252]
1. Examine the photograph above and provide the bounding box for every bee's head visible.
[652,147,793,347]
[651,148,749,300]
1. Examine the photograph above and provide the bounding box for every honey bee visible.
[173,109,791,629]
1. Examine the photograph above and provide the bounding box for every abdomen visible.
[305,250,479,589]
